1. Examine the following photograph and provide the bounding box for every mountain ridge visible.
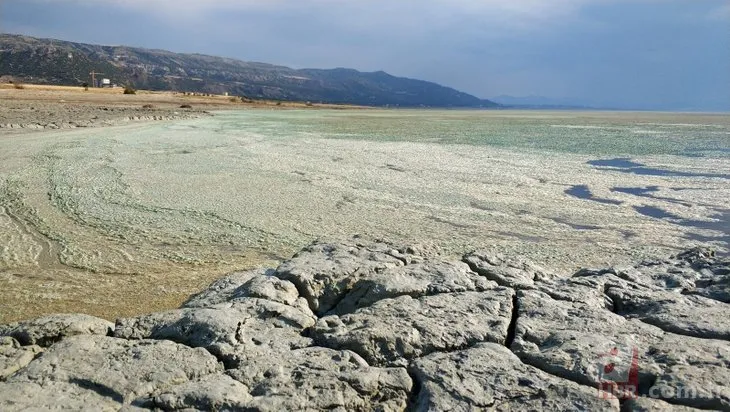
[0,33,498,108]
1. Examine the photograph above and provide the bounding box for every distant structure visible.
[89,71,104,88]
[101,78,111,88]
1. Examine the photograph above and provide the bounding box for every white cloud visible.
[708,3,730,20]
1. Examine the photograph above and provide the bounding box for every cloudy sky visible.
[1,0,728,110]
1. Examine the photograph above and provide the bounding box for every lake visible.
[1,109,728,321]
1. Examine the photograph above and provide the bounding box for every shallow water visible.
[565,185,623,205]
[214,110,730,157]
[1,109,729,321]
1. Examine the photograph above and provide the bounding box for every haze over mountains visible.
[491,95,596,110]
[0,33,498,108]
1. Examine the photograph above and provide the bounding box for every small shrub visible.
[123,85,136,95]
[142,104,155,109]
[13,82,25,90]
[276,101,282,106]
[180,104,193,109]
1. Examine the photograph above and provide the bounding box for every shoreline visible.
[0,83,367,134]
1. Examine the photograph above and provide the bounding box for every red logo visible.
[596,343,639,399]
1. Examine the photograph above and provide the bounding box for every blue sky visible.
[1,0,729,110]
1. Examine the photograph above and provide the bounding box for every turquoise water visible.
[214,109,730,157]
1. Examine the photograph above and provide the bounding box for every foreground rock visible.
[0,314,113,347]
[511,289,730,409]
[0,337,41,380]
[410,343,620,410]
[226,347,412,411]
[114,298,315,368]
[0,335,221,410]
[312,289,514,367]
[1,239,729,410]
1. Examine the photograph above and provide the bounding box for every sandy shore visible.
[0,84,361,133]
[0,84,220,132]
[0,86,287,321]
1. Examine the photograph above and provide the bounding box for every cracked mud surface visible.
[1,238,729,410]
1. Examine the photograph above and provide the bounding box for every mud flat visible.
[0,84,361,134]
[0,107,729,322]
[0,100,208,132]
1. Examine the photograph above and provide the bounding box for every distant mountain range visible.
[0,33,498,108]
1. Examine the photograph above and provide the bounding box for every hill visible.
[0,33,498,108]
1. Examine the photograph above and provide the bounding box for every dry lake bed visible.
[1,109,728,322]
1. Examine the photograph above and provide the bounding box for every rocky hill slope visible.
[1,238,728,410]
[0,33,498,108]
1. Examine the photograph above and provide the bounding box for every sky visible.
[1,0,728,111]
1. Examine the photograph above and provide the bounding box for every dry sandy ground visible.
[0,84,361,132]
[0,83,360,109]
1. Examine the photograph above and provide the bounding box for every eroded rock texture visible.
[1,240,729,411]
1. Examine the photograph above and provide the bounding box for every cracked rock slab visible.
[1,335,221,409]
[182,268,270,308]
[529,275,616,309]
[227,346,412,411]
[631,248,730,295]
[691,269,730,303]
[410,342,620,411]
[650,364,730,410]
[0,314,113,347]
[185,272,312,314]
[691,275,730,304]
[273,240,408,315]
[607,287,730,340]
[145,374,252,411]
[330,260,497,315]
[0,336,42,381]
[511,289,661,388]
[2,242,729,410]
[512,289,730,409]
[0,380,123,411]
[463,251,556,289]
[313,289,514,367]
[572,266,656,290]
[233,274,306,307]
[115,299,314,367]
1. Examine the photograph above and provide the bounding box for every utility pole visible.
[89,71,103,88]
